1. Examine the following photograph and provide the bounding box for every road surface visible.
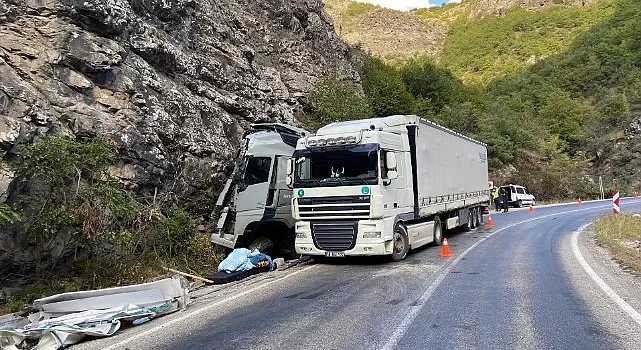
[75,199,641,350]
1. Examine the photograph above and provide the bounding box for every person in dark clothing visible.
[500,187,509,213]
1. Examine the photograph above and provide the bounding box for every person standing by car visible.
[491,187,500,211]
[500,187,509,213]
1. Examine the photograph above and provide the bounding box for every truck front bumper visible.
[295,242,392,256]
[294,219,395,256]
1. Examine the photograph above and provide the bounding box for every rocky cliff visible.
[0,0,360,214]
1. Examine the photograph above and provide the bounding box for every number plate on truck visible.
[325,251,345,257]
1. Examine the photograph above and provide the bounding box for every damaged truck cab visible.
[211,123,309,257]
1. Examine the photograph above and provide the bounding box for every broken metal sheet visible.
[32,276,189,319]
[0,276,189,350]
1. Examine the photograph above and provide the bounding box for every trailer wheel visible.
[474,207,482,228]
[433,216,443,246]
[391,225,409,262]
[469,208,477,230]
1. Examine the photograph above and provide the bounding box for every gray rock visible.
[0,0,362,276]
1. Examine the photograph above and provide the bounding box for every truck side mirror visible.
[385,152,397,170]
[286,159,293,175]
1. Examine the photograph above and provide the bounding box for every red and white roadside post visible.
[612,190,620,214]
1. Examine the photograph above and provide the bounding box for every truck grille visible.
[311,221,358,251]
[298,196,370,219]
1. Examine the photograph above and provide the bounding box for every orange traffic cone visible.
[487,216,494,228]
[634,192,638,199]
[578,197,583,205]
[529,205,534,213]
[439,237,453,258]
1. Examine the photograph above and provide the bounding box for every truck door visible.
[236,156,273,224]
[381,150,399,214]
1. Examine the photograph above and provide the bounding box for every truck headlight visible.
[363,232,381,239]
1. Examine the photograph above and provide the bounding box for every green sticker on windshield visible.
[361,186,370,195]
[298,189,305,197]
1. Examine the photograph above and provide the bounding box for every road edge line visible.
[103,264,318,350]
[380,204,611,350]
[571,223,641,326]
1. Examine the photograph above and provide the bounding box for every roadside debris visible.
[210,248,274,284]
[217,248,274,273]
[163,267,215,285]
[0,276,188,350]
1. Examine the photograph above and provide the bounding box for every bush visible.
[2,134,214,302]
[361,58,416,118]
[305,75,372,130]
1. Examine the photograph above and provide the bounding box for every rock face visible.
[0,0,360,214]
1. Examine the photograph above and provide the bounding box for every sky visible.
[358,0,462,11]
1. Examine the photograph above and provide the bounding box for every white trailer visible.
[289,115,489,261]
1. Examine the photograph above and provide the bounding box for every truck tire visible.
[433,216,443,246]
[211,243,232,257]
[475,207,482,228]
[391,225,409,262]
[248,236,275,254]
[463,209,473,231]
[517,200,523,208]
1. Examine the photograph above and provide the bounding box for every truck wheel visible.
[463,209,473,231]
[475,208,482,227]
[248,237,275,254]
[469,208,477,229]
[211,243,232,257]
[433,216,443,246]
[391,225,409,262]
[517,200,523,208]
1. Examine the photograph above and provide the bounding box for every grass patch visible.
[345,1,378,18]
[0,233,222,315]
[595,214,641,276]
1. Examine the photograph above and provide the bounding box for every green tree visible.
[401,59,464,114]
[538,89,597,153]
[306,75,372,130]
[361,58,416,118]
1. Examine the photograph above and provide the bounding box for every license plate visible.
[325,251,345,257]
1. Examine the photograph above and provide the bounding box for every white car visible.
[499,184,536,207]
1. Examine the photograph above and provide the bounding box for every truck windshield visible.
[293,144,379,188]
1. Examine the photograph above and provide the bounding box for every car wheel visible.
[391,224,410,262]
[433,216,443,246]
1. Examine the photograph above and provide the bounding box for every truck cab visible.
[211,123,309,257]
[290,115,489,261]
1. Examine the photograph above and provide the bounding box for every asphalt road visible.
[75,199,641,350]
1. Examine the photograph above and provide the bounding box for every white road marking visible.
[103,264,318,350]
[571,223,641,326]
[381,204,612,350]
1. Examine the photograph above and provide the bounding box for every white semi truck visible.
[211,123,310,258]
[289,115,489,261]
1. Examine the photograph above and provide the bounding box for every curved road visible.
[76,199,641,350]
